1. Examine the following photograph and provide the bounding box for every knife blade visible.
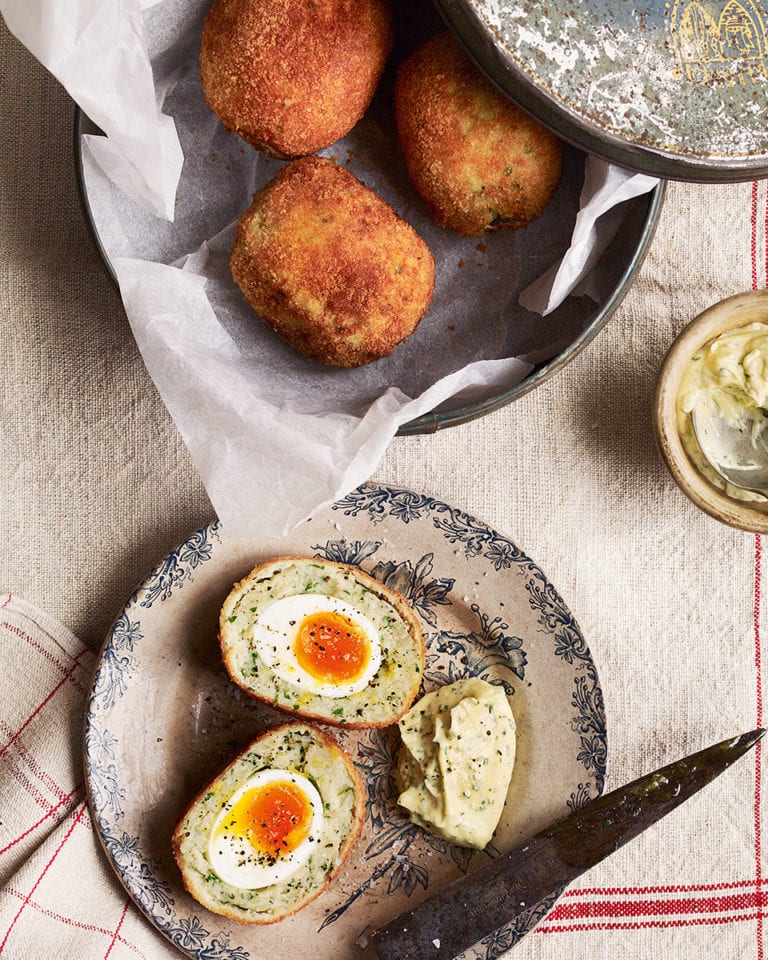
[369,728,765,960]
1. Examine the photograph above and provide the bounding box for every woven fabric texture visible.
[1,14,766,960]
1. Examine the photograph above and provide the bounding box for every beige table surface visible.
[2,15,767,959]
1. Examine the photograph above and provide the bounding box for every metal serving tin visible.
[435,0,768,182]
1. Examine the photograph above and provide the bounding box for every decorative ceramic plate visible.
[84,483,607,960]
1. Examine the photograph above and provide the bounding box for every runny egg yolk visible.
[293,610,371,686]
[229,780,314,859]
[253,593,383,698]
[207,769,324,888]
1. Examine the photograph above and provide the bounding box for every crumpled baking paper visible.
[519,160,661,315]
[1,0,183,221]
[1,0,659,538]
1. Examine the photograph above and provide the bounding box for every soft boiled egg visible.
[207,768,324,889]
[253,594,383,698]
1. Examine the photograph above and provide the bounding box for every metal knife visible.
[368,728,765,960]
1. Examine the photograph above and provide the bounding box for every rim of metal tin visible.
[74,112,115,297]
[433,0,768,185]
[401,179,665,434]
[73,106,666,436]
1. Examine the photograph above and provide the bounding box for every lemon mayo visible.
[677,321,768,502]
[394,677,516,850]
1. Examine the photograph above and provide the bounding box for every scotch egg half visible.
[172,723,365,923]
[219,558,425,727]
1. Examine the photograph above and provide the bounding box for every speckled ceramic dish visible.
[439,0,768,181]
[84,482,607,960]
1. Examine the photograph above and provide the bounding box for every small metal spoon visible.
[692,402,768,494]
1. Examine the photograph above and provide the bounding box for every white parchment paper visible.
[520,160,660,315]
[1,0,659,538]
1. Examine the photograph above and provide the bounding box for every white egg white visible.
[207,768,324,889]
[253,594,382,698]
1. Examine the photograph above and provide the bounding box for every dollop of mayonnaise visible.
[677,321,768,502]
[395,677,516,850]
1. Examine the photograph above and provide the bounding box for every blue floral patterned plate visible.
[84,482,607,960]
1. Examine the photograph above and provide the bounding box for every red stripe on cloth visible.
[565,879,768,896]
[9,735,69,802]
[539,911,767,934]
[1,886,148,959]
[0,621,87,693]
[3,759,56,813]
[0,782,83,857]
[103,899,131,960]
[0,802,88,955]
[0,596,10,610]
[0,647,89,761]
[548,890,768,922]
[764,184,768,287]
[752,180,760,290]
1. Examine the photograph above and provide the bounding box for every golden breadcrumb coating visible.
[200,0,394,158]
[231,157,435,367]
[395,31,563,236]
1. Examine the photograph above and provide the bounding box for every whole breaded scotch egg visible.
[231,157,435,367]
[200,0,394,158]
[219,557,425,726]
[395,31,563,237]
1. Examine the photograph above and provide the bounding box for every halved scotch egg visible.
[219,557,425,727]
[172,723,364,923]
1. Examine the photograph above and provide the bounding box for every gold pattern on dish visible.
[668,0,768,84]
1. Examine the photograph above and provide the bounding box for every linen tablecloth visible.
[1,13,767,960]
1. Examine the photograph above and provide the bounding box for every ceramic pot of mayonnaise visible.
[655,290,768,533]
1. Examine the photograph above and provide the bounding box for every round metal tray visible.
[436,0,768,183]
